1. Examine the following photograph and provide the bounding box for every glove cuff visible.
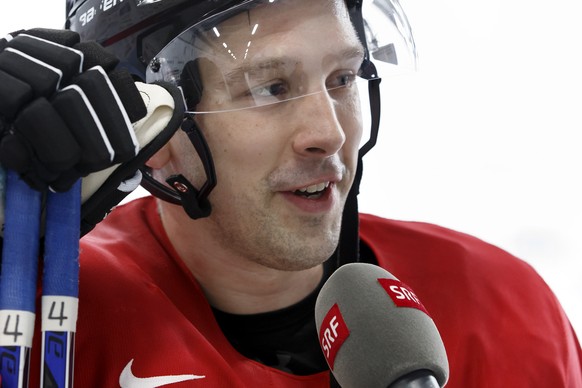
[80,81,185,235]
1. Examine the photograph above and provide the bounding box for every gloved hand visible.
[0,28,185,235]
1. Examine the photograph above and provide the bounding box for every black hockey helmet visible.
[66,0,416,82]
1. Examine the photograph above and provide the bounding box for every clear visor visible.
[145,0,417,115]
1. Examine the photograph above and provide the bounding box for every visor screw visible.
[173,181,189,193]
[150,57,161,73]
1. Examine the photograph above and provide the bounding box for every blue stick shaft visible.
[41,180,81,388]
[0,170,42,311]
[0,170,42,388]
[43,181,81,298]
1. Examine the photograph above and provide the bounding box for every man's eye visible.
[329,73,357,89]
[251,81,289,98]
[339,74,356,86]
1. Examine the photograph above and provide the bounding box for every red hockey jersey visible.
[29,196,582,387]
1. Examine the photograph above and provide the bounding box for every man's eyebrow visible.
[223,45,366,83]
[338,46,366,61]
[224,58,291,83]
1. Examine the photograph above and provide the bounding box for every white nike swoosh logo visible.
[119,359,206,388]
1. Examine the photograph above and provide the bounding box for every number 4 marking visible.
[42,296,78,332]
[3,314,23,343]
[48,302,68,327]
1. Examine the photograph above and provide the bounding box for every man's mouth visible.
[293,181,331,199]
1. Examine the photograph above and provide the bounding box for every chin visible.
[264,258,327,272]
[263,243,337,272]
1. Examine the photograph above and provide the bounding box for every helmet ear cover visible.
[140,58,216,220]
[180,60,204,111]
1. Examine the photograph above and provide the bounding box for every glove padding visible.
[0,28,185,235]
[0,28,145,191]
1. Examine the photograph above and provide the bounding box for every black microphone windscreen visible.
[315,263,449,388]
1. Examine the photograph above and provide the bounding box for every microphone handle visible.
[388,370,440,388]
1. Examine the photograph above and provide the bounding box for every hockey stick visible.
[40,180,81,388]
[0,169,43,388]
[0,169,81,388]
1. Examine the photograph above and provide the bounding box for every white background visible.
[1,0,580,339]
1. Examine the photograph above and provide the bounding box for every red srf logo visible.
[378,278,429,315]
[319,303,350,370]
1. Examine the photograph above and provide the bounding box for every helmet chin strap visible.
[333,63,381,270]
[335,155,364,268]
[165,116,217,219]
[140,115,217,219]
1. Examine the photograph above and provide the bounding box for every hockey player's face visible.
[183,0,364,269]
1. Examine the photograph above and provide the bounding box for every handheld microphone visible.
[315,263,449,388]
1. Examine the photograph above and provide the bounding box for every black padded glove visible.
[0,28,184,234]
[0,28,146,191]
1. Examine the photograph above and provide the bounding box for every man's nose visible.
[291,91,346,158]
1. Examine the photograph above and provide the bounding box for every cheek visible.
[197,113,281,185]
[338,102,364,153]
[206,120,271,164]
